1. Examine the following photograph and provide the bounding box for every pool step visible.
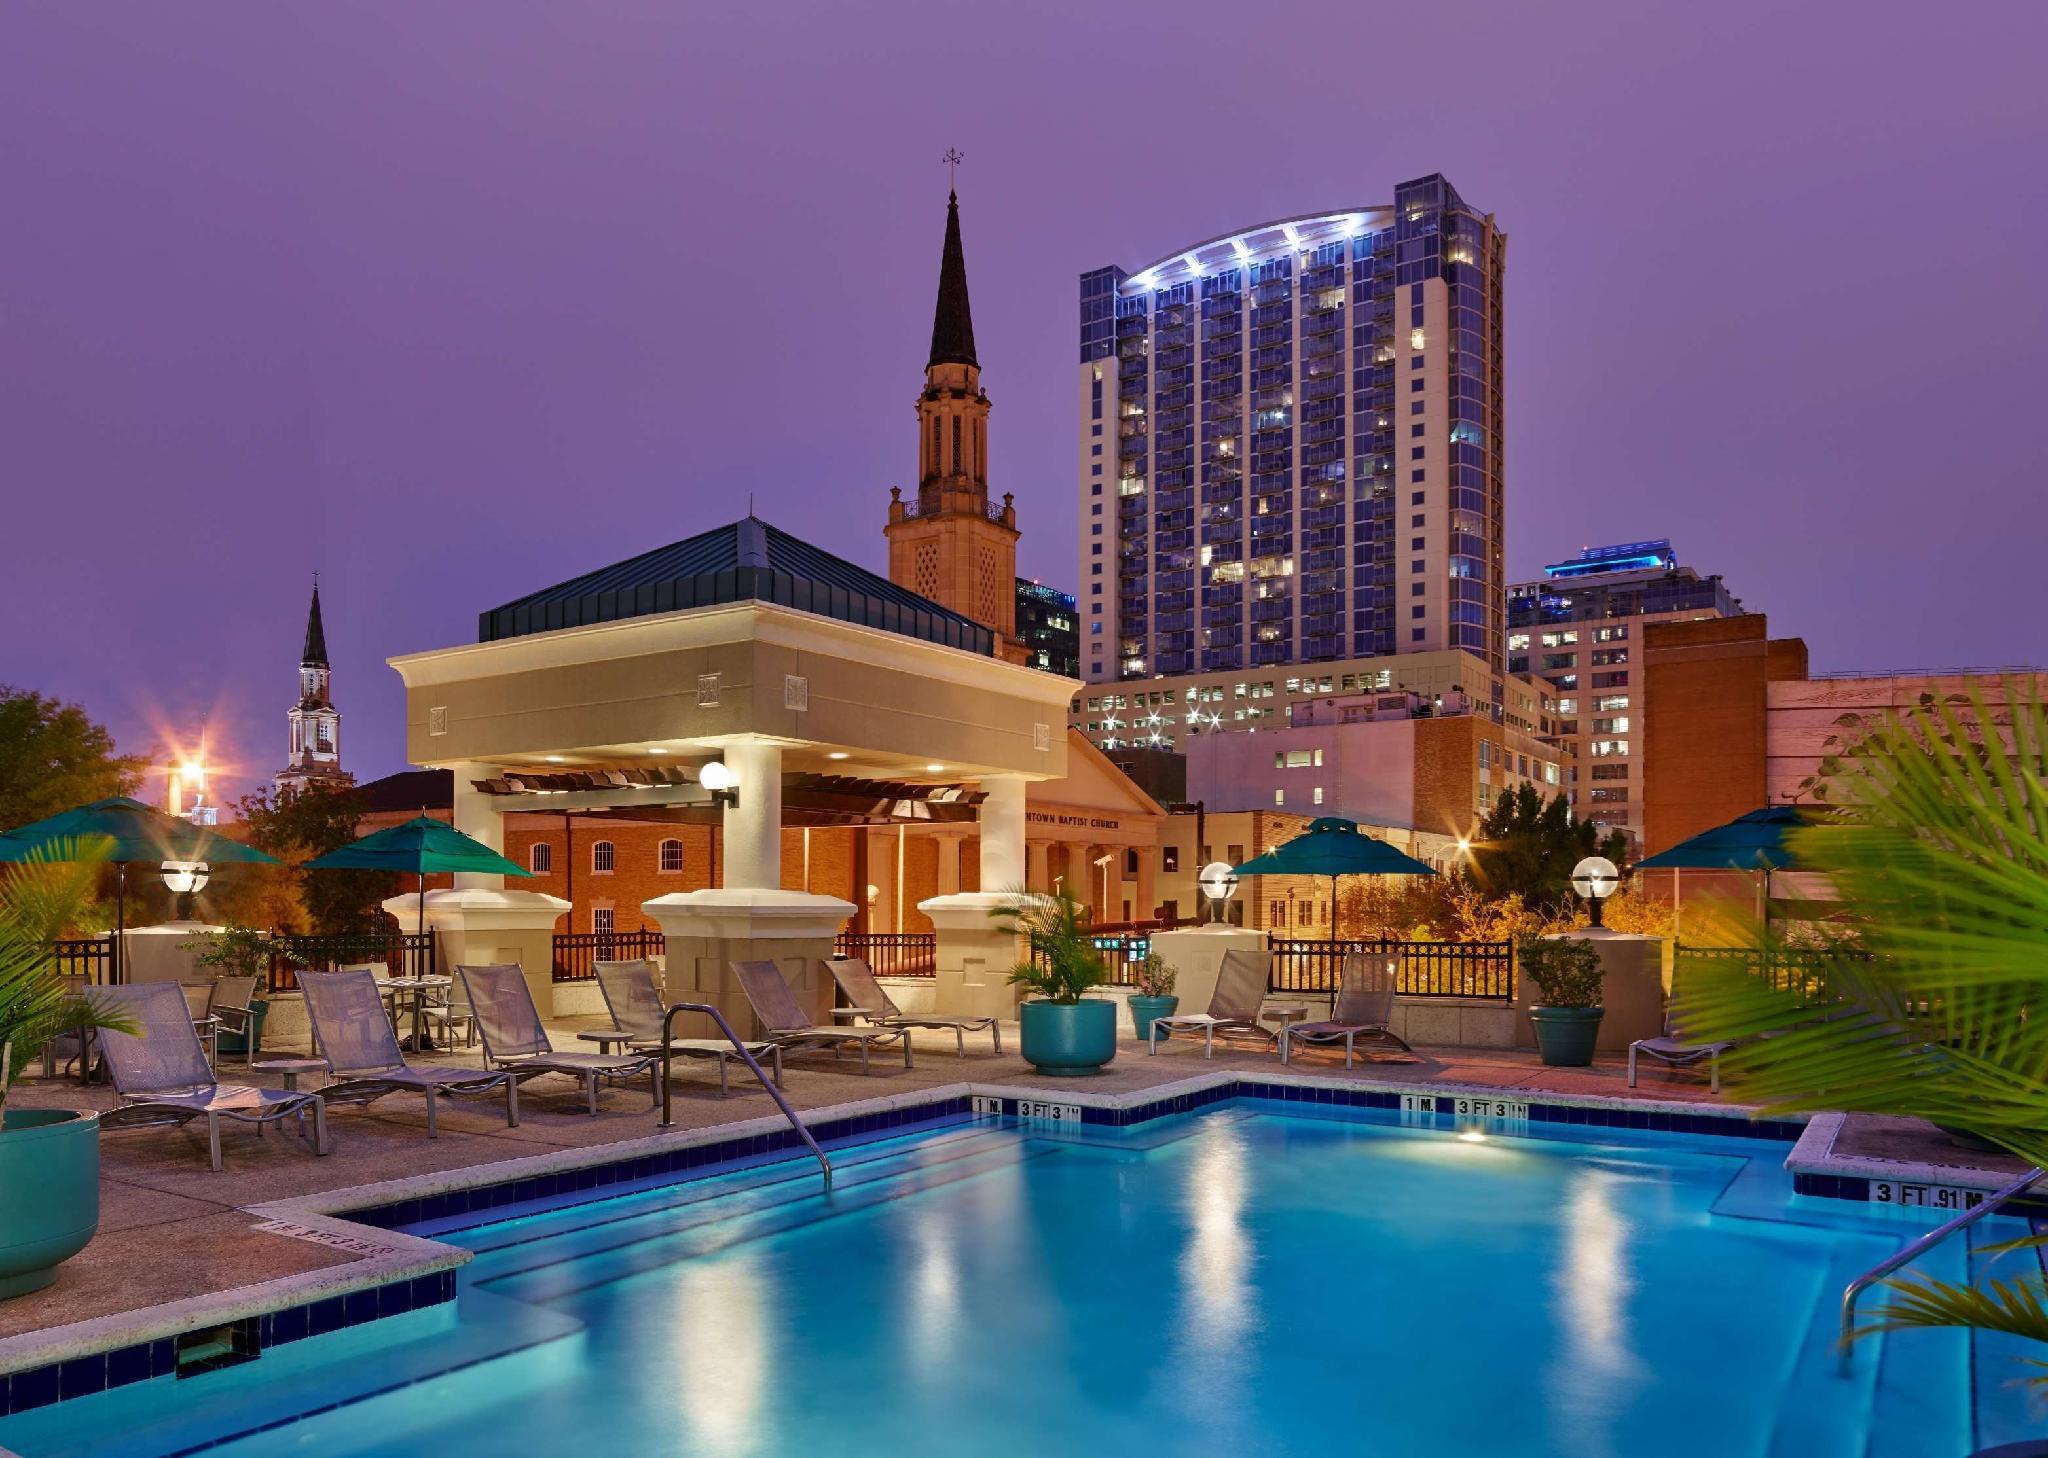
[0,1290,579,1458]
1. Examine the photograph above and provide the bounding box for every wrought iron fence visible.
[49,938,113,984]
[1024,919,1191,984]
[1673,943,1872,1002]
[268,931,437,993]
[1269,938,1517,1002]
[552,928,666,983]
[832,931,937,977]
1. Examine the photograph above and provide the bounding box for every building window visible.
[1312,787,1324,805]
[659,839,684,874]
[592,840,616,874]
[530,842,553,874]
[1162,846,1179,872]
[592,906,615,936]
[1274,788,1285,806]
[1269,900,1287,926]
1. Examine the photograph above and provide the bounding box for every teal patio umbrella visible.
[303,816,531,945]
[1635,805,1837,935]
[0,797,279,981]
[1233,816,1436,940]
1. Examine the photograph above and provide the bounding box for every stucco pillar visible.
[720,741,782,890]
[449,761,506,891]
[1026,840,1051,895]
[978,773,1027,894]
[1513,929,1669,1054]
[384,884,571,1016]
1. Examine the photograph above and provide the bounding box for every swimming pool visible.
[2,1100,2036,1457]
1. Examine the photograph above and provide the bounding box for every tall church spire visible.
[301,581,330,668]
[928,189,978,370]
[276,577,350,795]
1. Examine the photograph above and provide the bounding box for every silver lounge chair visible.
[732,960,914,1073]
[203,975,261,1060]
[300,968,521,1133]
[1628,1015,1734,1093]
[93,982,329,1171]
[459,963,659,1114]
[824,956,1002,1057]
[1280,953,1415,1066]
[1147,948,1278,1058]
[590,958,785,1094]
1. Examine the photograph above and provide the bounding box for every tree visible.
[1460,784,1628,916]
[0,685,145,832]
[222,782,396,936]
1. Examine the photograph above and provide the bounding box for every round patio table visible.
[374,975,453,1054]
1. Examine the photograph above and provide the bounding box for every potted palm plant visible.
[1520,935,1604,1066]
[992,888,1117,1076]
[1128,951,1178,1042]
[0,840,135,1299]
[1675,684,2048,1452]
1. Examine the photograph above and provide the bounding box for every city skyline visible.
[4,3,2045,800]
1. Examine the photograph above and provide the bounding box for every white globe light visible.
[697,760,737,792]
[1197,860,1240,901]
[161,860,210,896]
[1570,856,1620,901]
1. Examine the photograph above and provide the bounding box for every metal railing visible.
[1269,938,1516,1001]
[553,928,666,982]
[1840,1165,2042,1368]
[49,938,113,984]
[1024,919,1190,984]
[1674,944,1873,1001]
[832,931,937,977]
[269,931,437,992]
[658,1000,831,1188]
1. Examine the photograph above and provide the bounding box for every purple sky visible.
[4,3,2045,804]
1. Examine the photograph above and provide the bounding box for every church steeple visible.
[301,583,330,669]
[927,191,978,370]
[276,577,351,795]
[886,171,1028,664]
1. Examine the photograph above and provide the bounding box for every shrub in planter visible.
[992,889,1117,1076]
[1128,951,1179,1042]
[1,840,137,1297]
[1519,935,1604,1067]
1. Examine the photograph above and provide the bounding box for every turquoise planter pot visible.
[1018,999,1118,1076]
[1529,1005,1604,1067]
[0,1108,100,1299]
[1128,995,1179,1043]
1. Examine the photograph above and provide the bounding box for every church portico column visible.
[644,739,852,1037]
[1026,840,1051,896]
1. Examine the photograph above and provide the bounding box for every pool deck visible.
[0,1015,2005,1378]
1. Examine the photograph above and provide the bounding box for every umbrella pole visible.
[417,870,427,974]
[114,863,126,985]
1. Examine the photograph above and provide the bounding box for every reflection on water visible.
[1177,1124,1255,1409]
[902,1202,962,1379]
[1548,1169,1644,1458]
[666,1248,775,1456]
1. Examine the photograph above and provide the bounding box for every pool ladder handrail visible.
[1839,1161,2041,1365]
[656,999,833,1189]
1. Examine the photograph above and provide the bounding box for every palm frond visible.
[1856,1269,2048,1385]
[0,838,137,1099]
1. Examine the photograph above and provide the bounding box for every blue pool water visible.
[4,1103,2039,1457]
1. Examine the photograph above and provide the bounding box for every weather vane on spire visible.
[943,147,963,193]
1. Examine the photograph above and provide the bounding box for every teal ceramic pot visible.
[1018,999,1118,1076]
[1528,1006,1604,1067]
[1128,994,1179,1043]
[0,1108,100,1299]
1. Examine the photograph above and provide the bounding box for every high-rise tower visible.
[887,185,1028,662]
[1077,174,1506,687]
[275,581,351,795]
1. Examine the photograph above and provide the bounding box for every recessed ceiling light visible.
[544,755,566,764]
[827,751,849,760]
[926,763,945,773]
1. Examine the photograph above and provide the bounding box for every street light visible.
[161,859,209,922]
[1197,860,1240,925]
[1570,855,1620,929]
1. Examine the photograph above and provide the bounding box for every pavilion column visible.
[385,759,569,1014]
[643,738,852,1037]
[918,771,1034,1021]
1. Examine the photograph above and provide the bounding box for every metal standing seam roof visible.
[477,516,995,656]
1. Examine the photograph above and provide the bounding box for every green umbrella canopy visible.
[1634,806,1834,872]
[303,816,531,878]
[0,796,276,866]
[1233,817,1437,878]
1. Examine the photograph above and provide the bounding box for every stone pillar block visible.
[385,887,571,1016]
[918,892,1026,1021]
[1514,930,1669,1053]
[643,888,855,1039]
[1149,925,1268,1019]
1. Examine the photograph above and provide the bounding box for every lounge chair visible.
[299,969,521,1133]
[92,982,329,1172]
[731,960,914,1073]
[459,963,659,1114]
[590,958,786,1095]
[1147,949,1278,1058]
[824,956,1002,1057]
[1280,953,1415,1066]
[1628,1015,1734,1093]
[203,975,261,1060]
